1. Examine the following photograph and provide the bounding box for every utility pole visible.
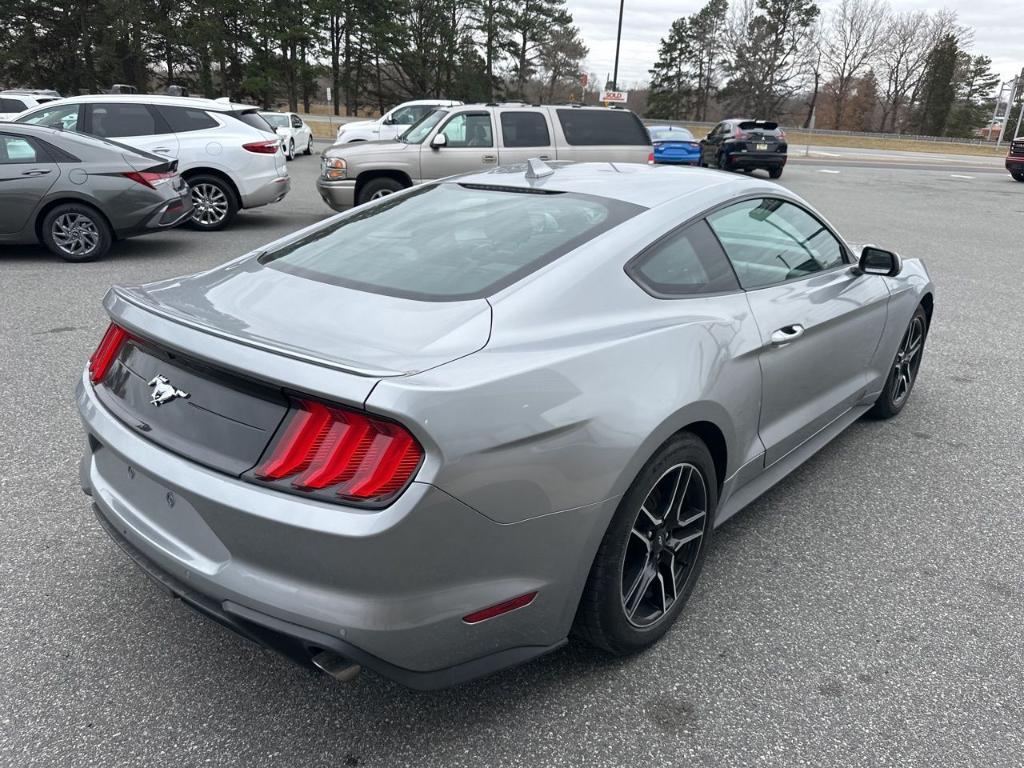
[1012,67,1024,143]
[611,0,625,90]
[997,76,1020,145]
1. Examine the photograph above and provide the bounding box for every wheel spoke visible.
[630,527,651,552]
[623,561,657,619]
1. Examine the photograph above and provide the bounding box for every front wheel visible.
[41,203,112,262]
[574,432,716,655]
[286,139,295,161]
[869,305,928,419]
[768,166,784,179]
[356,177,405,205]
[305,136,314,155]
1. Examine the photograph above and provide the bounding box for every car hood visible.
[112,256,492,378]
[339,119,377,132]
[324,139,412,158]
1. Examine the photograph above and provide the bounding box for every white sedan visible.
[260,112,314,160]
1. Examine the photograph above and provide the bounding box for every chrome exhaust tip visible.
[311,650,362,682]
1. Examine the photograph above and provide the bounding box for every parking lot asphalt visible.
[2,151,1023,768]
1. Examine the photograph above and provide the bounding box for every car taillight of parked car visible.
[88,323,130,384]
[734,129,747,140]
[123,170,176,189]
[248,398,424,506]
[243,140,280,155]
[647,151,654,164]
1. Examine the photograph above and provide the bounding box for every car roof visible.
[446,161,777,209]
[397,99,462,106]
[25,94,251,112]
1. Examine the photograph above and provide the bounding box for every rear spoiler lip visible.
[121,153,178,174]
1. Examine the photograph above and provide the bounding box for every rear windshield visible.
[260,183,644,301]
[557,109,651,146]
[650,127,695,141]
[738,120,780,133]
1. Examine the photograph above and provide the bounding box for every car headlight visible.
[321,156,347,180]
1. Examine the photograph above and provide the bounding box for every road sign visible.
[600,90,628,104]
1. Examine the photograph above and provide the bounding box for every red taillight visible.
[88,323,129,384]
[778,130,787,140]
[463,592,538,624]
[734,129,747,140]
[123,170,175,189]
[243,140,280,154]
[252,398,423,505]
[647,151,654,163]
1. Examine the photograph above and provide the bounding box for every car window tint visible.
[556,109,649,145]
[441,113,493,148]
[89,103,159,138]
[0,135,45,163]
[290,115,302,129]
[1,98,28,112]
[629,220,738,296]
[229,110,275,134]
[158,105,218,132]
[500,112,551,147]
[261,183,644,301]
[17,103,80,131]
[708,198,847,289]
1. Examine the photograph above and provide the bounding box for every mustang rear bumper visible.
[77,373,608,688]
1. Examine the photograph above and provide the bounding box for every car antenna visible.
[525,157,554,179]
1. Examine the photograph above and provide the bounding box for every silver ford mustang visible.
[77,161,933,689]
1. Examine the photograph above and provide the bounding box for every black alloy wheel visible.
[869,305,928,418]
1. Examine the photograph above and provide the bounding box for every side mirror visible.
[382,116,395,125]
[858,245,902,277]
[431,133,447,149]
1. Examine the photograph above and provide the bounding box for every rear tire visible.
[286,139,295,161]
[768,166,784,179]
[305,136,314,155]
[356,176,405,205]
[40,202,112,262]
[868,305,928,419]
[1012,172,1024,182]
[185,174,239,231]
[574,432,716,656]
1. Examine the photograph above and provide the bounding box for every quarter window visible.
[628,220,739,296]
[290,114,303,129]
[440,113,493,148]
[0,98,29,113]
[500,112,551,148]
[707,198,847,289]
[556,109,650,146]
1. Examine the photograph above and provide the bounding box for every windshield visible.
[260,182,644,301]
[650,128,694,142]
[261,113,289,128]
[400,109,448,144]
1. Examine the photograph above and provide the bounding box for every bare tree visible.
[819,0,889,129]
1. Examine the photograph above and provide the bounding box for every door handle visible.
[770,324,805,345]
[537,154,551,160]
[482,154,497,163]
[21,169,52,176]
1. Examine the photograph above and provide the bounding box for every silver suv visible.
[317,103,653,210]
[16,95,290,230]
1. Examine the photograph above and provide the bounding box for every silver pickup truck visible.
[316,103,653,210]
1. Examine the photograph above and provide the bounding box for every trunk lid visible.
[115,256,493,378]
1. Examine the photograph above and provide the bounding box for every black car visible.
[0,124,192,261]
[699,119,788,178]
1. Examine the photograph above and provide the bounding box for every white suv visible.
[15,95,290,230]
[334,99,462,143]
[0,91,61,121]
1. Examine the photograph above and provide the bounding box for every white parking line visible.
[818,169,841,174]
[950,174,974,179]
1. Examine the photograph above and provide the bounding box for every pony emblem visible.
[148,375,190,407]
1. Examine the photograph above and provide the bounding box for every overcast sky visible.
[567,0,1023,89]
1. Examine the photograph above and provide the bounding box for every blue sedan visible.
[648,126,701,166]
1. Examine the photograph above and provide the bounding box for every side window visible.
[290,114,302,129]
[17,103,81,132]
[500,112,551,148]
[627,220,739,297]
[556,109,650,145]
[707,198,847,289]
[0,135,47,164]
[392,105,431,125]
[157,105,219,132]
[440,112,493,148]
[0,98,29,113]
[87,103,162,138]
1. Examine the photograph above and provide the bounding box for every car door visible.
[707,197,890,466]
[84,102,179,159]
[0,133,59,235]
[418,110,497,180]
[495,109,554,165]
[290,113,308,146]
[700,123,722,164]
